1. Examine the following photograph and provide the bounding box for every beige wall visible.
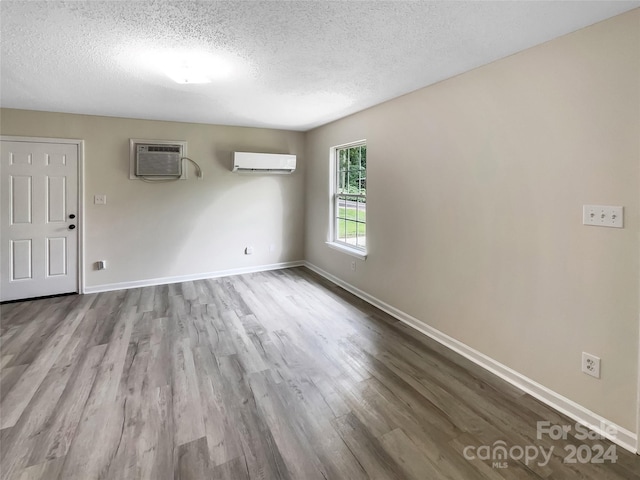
[305,10,639,431]
[0,109,306,288]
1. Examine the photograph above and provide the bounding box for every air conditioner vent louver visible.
[147,146,181,153]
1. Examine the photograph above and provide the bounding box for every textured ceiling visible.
[1,1,638,131]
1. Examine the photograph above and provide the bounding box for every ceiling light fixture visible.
[120,47,237,85]
[164,51,234,84]
[167,63,211,84]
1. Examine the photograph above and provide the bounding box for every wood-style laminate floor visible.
[1,267,638,479]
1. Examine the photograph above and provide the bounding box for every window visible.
[331,141,367,256]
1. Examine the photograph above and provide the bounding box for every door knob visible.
[69,214,76,219]
[68,224,76,230]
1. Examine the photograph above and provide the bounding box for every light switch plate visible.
[582,205,623,228]
[94,194,107,205]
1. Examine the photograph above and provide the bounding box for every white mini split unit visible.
[232,152,296,174]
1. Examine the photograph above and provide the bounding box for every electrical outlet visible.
[94,194,107,205]
[582,205,623,228]
[350,261,356,272]
[581,352,601,379]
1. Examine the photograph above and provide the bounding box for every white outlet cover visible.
[582,352,601,379]
[94,194,107,205]
[582,205,623,228]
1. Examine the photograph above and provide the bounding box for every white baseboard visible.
[83,261,304,294]
[303,261,638,454]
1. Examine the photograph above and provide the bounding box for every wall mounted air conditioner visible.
[135,143,183,176]
[232,152,296,174]
[129,139,189,180]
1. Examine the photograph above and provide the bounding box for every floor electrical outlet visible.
[581,352,600,378]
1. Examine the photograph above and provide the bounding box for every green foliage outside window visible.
[335,143,366,247]
[337,145,366,199]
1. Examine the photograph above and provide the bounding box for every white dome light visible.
[120,47,237,85]
[163,51,234,84]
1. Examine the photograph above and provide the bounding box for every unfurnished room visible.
[0,1,639,479]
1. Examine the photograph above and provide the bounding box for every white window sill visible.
[326,242,368,260]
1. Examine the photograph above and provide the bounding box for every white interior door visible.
[1,140,79,302]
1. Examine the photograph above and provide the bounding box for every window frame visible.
[327,140,368,260]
